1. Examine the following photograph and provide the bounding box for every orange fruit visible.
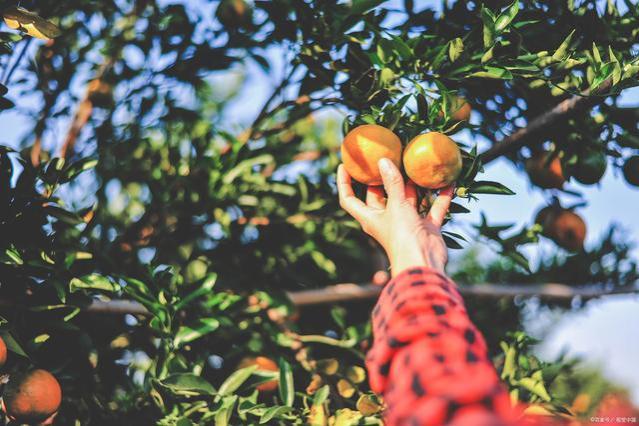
[441,97,471,122]
[3,369,62,424]
[0,337,6,369]
[238,356,279,392]
[525,151,565,189]
[623,156,639,187]
[341,124,402,185]
[535,207,586,251]
[216,0,253,28]
[403,132,462,189]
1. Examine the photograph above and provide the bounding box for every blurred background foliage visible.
[1,0,639,424]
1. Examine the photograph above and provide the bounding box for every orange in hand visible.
[341,124,402,186]
[403,132,462,189]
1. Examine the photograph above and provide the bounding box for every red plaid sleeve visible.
[365,266,553,426]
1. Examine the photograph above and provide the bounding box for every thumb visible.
[378,158,405,204]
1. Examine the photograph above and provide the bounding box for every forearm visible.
[366,267,521,425]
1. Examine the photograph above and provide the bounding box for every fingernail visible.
[378,158,392,173]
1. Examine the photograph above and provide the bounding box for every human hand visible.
[337,158,454,277]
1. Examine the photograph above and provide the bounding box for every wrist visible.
[387,243,446,277]
[388,241,427,277]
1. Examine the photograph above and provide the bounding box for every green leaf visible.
[495,0,519,32]
[608,46,621,85]
[376,38,393,64]
[442,234,463,250]
[518,377,551,401]
[469,67,513,79]
[448,37,464,62]
[349,0,386,15]
[2,6,61,40]
[503,249,531,273]
[501,346,517,381]
[469,180,515,195]
[551,30,575,62]
[0,331,28,358]
[278,358,294,407]
[591,62,615,90]
[157,373,216,396]
[218,365,258,396]
[480,7,496,48]
[592,43,602,63]
[312,385,330,406]
[69,274,120,293]
[449,202,470,214]
[390,35,412,59]
[175,273,217,310]
[259,406,293,424]
[174,318,220,347]
[44,205,83,225]
[3,247,23,265]
[214,395,238,426]
[62,157,98,182]
[0,96,14,110]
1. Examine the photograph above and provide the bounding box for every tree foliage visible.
[0,0,638,424]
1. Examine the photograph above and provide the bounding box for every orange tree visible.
[1,0,639,424]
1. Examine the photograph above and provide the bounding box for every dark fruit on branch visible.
[526,151,565,189]
[535,207,586,251]
[623,156,639,187]
[569,150,607,185]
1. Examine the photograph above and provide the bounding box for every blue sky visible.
[1,0,638,404]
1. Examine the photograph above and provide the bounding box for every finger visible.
[405,179,417,208]
[426,185,455,228]
[337,165,372,222]
[366,186,386,209]
[378,158,405,204]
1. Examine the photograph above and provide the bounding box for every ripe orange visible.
[402,132,462,189]
[535,207,586,251]
[623,156,639,187]
[216,0,253,28]
[341,124,402,185]
[2,369,62,424]
[441,97,471,122]
[525,151,565,189]
[0,336,6,369]
[238,356,279,392]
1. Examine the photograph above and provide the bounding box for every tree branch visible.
[76,281,638,315]
[480,78,614,164]
[58,59,115,159]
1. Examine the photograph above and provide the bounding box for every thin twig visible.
[247,64,299,140]
[480,78,614,163]
[2,37,33,85]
